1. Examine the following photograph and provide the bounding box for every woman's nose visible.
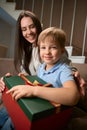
[26,28,31,34]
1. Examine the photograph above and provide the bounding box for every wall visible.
[14,0,87,62]
[0,7,16,58]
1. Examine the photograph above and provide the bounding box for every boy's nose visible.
[45,48,50,54]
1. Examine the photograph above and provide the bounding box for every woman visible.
[14,10,42,75]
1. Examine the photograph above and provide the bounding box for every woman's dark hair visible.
[14,10,42,75]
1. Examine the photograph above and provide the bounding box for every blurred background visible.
[0,0,87,63]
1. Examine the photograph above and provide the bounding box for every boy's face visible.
[39,36,64,67]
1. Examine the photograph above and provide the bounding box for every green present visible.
[4,75,59,121]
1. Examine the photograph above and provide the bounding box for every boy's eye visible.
[51,46,57,49]
[52,46,56,48]
[40,46,46,49]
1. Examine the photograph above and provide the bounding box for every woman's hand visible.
[0,77,5,92]
[73,71,85,96]
[0,73,12,92]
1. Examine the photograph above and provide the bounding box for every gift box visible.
[2,75,72,130]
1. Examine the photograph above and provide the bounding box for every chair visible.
[69,56,85,63]
[65,46,73,58]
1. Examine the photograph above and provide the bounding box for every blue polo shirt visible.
[37,61,74,88]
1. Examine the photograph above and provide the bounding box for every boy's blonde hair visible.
[38,27,66,48]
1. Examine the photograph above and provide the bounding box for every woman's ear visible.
[61,48,65,54]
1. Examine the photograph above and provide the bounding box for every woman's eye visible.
[21,28,26,31]
[29,24,35,29]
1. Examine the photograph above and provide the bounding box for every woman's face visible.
[21,17,37,44]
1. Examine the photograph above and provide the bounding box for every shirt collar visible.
[42,59,63,74]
